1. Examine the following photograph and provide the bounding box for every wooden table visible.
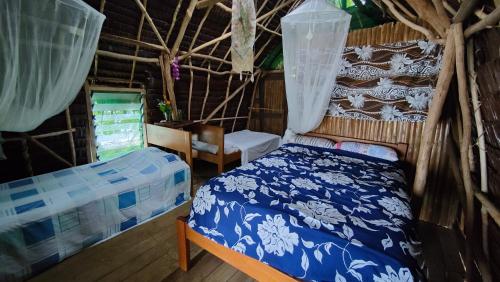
[154,120,198,130]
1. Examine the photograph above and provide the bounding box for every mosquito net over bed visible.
[281,0,350,134]
[0,0,105,132]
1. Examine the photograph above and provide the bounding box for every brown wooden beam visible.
[412,28,455,210]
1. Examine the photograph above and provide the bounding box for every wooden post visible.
[202,70,261,124]
[200,64,211,119]
[220,74,233,127]
[23,134,73,167]
[188,59,194,120]
[232,84,247,132]
[133,0,170,54]
[65,108,77,166]
[176,217,191,272]
[93,0,106,78]
[165,0,182,44]
[453,23,474,282]
[160,55,178,115]
[466,40,487,192]
[129,0,147,87]
[246,72,262,129]
[20,139,33,177]
[171,0,199,56]
[412,28,456,212]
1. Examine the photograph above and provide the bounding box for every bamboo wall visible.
[249,72,287,136]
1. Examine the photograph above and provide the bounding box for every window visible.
[88,89,145,161]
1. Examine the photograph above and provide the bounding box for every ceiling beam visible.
[196,0,223,9]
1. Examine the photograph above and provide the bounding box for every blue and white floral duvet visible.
[188,143,424,281]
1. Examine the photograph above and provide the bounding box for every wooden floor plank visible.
[165,252,222,282]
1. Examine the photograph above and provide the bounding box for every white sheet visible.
[224,130,281,164]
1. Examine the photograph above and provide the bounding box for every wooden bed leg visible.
[217,162,224,174]
[176,217,190,271]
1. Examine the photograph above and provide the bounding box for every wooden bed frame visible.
[190,124,241,174]
[176,134,409,281]
[29,124,194,281]
[145,123,194,195]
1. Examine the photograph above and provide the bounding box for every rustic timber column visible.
[412,28,456,213]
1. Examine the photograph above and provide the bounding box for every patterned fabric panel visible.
[188,144,423,281]
[0,147,191,281]
[328,40,443,122]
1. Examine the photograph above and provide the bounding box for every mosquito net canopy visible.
[0,0,105,132]
[282,0,350,134]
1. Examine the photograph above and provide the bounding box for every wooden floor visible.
[31,160,465,282]
[165,251,255,282]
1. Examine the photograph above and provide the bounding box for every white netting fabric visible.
[0,0,105,132]
[281,0,350,134]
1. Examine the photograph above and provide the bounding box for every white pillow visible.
[335,141,398,162]
[283,130,335,149]
[192,140,219,154]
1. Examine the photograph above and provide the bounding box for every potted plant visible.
[158,100,172,121]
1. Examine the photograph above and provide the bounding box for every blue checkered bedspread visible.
[0,147,190,281]
[188,143,424,281]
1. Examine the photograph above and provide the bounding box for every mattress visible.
[223,130,281,164]
[188,143,424,281]
[0,147,190,281]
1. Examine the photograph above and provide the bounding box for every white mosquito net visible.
[281,0,350,134]
[0,0,105,132]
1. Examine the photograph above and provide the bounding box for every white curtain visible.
[281,0,350,134]
[0,0,105,132]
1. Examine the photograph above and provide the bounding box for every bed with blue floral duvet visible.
[180,142,424,282]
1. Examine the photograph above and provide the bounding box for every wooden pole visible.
[412,28,455,211]
[100,33,164,51]
[93,0,106,78]
[381,0,438,40]
[96,50,159,63]
[466,39,487,192]
[232,84,247,132]
[196,0,223,9]
[188,58,194,120]
[133,0,170,54]
[20,139,33,177]
[200,64,211,119]
[453,0,480,23]
[246,73,262,129]
[129,0,147,88]
[179,65,246,75]
[65,109,77,166]
[453,23,474,282]
[171,0,199,56]
[464,7,500,38]
[179,0,296,61]
[203,70,261,124]
[220,75,233,126]
[405,0,450,38]
[161,55,178,114]
[23,134,73,167]
[165,0,183,44]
